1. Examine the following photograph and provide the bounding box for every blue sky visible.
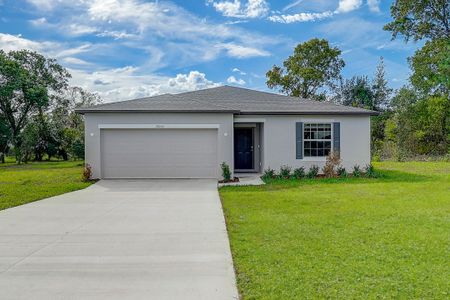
[0,0,420,102]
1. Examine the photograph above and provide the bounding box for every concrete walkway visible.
[0,180,238,300]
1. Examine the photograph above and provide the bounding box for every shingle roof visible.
[76,86,378,115]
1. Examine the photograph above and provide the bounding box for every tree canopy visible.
[266,38,345,99]
[384,0,450,42]
[333,58,392,111]
[409,38,450,96]
[0,49,104,163]
[0,50,71,162]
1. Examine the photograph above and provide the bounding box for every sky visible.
[0,0,421,102]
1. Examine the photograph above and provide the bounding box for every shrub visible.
[82,164,92,182]
[220,162,231,182]
[293,167,305,179]
[352,165,362,177]
[307,165,319,178]
[337,166,348,177]
[262,167,276,181]
[322,151,341,178]
[279,165,292,179]
[364,164,377,178]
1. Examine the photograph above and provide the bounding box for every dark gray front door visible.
[234,128,254,170]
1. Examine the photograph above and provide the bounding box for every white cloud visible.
[227,75,246,85]
[96,30,137,40]
[232,67,246,75]
[269,11,333,23]
[62,57,91,65]
[367,0,380,13]
[208,0,269,19]
[270,0,370,23]
[54,44,93,58]
[336,0,362,13]
[29,17,48,26]
[282,0,304,12]
[26,0,85,11]
[218,43,270,58]
[0,33,57,52]
[168,71,221,92]
[70,68,221,102]
[66,23,98,36]
[26,0,277,66]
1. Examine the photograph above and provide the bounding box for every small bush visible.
[322,151,341,178]
[352,165,362,177]
[337,166,347,177]
[82,164,92,182]
[262,167,276,181]
[220,162,231,182]
[307,165,319,178]
[293,167,305,179]
[279,165,292,179]
[364,164,377,178]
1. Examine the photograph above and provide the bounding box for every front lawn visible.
[0,160,94,210]
[220,162,450,299]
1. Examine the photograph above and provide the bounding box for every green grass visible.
[0,160,94,210]
[220,162,450,299]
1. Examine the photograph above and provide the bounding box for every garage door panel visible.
[101,129,218,178]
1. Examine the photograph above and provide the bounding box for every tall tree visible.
[266,38,345,99]
[372,57,393,110]
[409,38,450,96]
[384,0,450,42]
[0,50,70,163]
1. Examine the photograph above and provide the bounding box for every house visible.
[76,86,377,179]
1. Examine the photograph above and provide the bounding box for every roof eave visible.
[75,109,240,114]
[238,111,380,116]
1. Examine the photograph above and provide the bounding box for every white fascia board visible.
[234,118,266,123]
[98,124,220,129]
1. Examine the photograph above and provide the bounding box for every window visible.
[303,123,332,157]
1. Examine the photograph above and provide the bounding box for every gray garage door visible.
[101,129,218,178]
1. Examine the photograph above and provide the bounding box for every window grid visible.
[303,123,332,157]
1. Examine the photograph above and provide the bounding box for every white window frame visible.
[303,123,333,158]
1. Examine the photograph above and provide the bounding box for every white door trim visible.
[98,123,220,129]
[234,118,266,123]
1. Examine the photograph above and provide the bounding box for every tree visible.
[266,38,345,99]
[51,87,101,160]
[388,86,449,158]
[384,0,450,42]
[333,58,392,111]
[409,38,450,96]
[0,50,70,163]
[372,57,393,110]
[389,87,420,159]
[0,116,10,163]
[334,76,375,109]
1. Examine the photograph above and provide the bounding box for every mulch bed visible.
[218,177,240,184]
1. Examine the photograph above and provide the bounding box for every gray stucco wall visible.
[236,115,371,172]
[84,112,234,179]
[85,112,371,178]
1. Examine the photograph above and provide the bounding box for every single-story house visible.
[76,86,377,179]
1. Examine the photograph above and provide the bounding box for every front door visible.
[234,127,254,170]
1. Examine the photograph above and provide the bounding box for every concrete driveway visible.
[0,179,238,300]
